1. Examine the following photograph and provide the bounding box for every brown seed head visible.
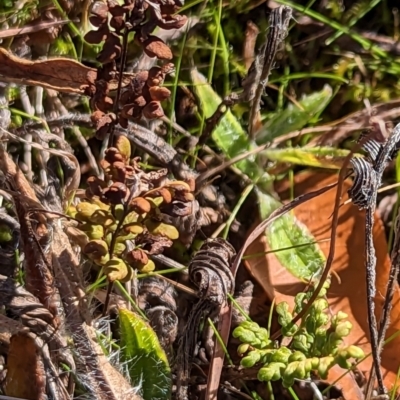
[142,101,164,119]
[86,176,107,197]
[142,36,173,60]
[105,147,124,163]
[102,182,129,204]
[130,197,152,214]
[148,86,171,102]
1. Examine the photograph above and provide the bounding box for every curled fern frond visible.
[361,138,382,164]
[348,125,400,210]
[189,238,236,304]
[347,123,400,395]
[348,157,378,210]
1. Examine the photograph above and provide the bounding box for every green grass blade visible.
[325,0,382,45]
[222,184,254,239]
[208,0,223,84]
[263,147,351,169]
[191,68,270,189]
[269,72,348,84]
[275,0,389,59]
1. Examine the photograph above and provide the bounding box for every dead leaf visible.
[325,365,364,400]
[0,148,59,319]
[0,314,24,353]
[0,48,133,94]
[142,36,173,60]
[244,172,400,395]
[4,331,46,400]
[51,227,142,399]
[0,20,70,39]
[0,47,96,94]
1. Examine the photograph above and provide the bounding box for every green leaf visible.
[191,69,271,190]
[145,220,179,240]
[258,190,325,281]
[263,147,350,169]
[256,85,333,143]
[119,309,171,400]
[0,223,13,243]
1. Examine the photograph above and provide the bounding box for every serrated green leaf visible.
[119,309,171,400]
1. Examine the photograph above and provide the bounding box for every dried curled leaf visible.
[142,36,173,60]
[0,48,96,94]
[145,220,179,240]
[102,182,129,204]
[104,257,133,282]
[115,135,132,161]
[4,332,46,399]
[138,278,178,354]
[142,101,164,119]
[84,24,109,44]
[91,1,109,20]
[176,238,236,398]
[87,175,108,197]
[148,86,171,101]
[130,197,152,214]
[189,238,236,304]
[84,240,110,265]
[157,14,188,30]
[127,248,149,265]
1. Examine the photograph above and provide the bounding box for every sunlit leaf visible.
[145,220,179,240]
[104,257,129,282]
[119,309,172,400]
[115,135,132,160]
[0,223,13,243]
[257,190,325,281]
[191,68,271,190]
[139,259,156,273]
[256,85,333,144]
[264,147,350,169]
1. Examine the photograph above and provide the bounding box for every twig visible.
[243,21,260,71]
[108,26,130,148]
[195,143,268,190]
[176,239,235,400]
[207,181,338,400]
[248,5,292,138]
[19,85,34,181]
[365,210,400,399]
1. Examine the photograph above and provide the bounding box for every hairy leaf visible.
[119,309,172,400]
